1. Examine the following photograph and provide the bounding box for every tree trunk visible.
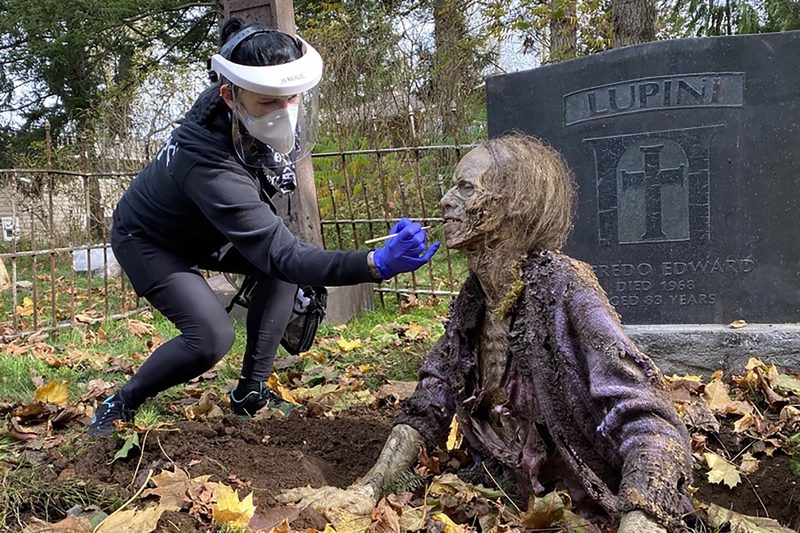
[549,0,577,62]
[611,0,656,48]
[432,0,468,140]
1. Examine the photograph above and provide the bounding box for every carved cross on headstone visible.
[621,144,685,240]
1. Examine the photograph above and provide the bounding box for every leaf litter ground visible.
[7,401,797,532]
[3,314,800,533]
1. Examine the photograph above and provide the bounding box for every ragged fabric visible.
[396,250,692,531]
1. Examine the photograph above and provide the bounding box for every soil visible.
[20,405,800,531]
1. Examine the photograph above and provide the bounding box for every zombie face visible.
[441,146,497,250]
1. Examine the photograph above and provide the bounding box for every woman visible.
[88,18,438,437]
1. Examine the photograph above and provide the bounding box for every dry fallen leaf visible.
[95,504,167,533]
[707,503,797,533]
[431,512,467,533]
[212,483,256,531]
[739,453,760,475]
[370,496,403,533]
[184,391,225,420]
[337,338,364,352]
[126,319,154,337]
[703,379,733,413]
[22,514,92,532]
[728,319,747,329]
[34,380,70,407]
[142,467,211,512]
[376,380,418,403]
[521,492,567,530]
[446,415,463,451]
[704,451,741,488]
[324,507,373,533]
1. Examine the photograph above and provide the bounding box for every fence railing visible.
[0,113,482,339]
[0,168,147,341]
[313,142,474,306]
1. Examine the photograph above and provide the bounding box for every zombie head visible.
[441,133,575,254]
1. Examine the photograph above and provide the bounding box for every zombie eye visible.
[459,183,475,197]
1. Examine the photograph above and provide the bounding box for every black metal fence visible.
[0,113,480,339]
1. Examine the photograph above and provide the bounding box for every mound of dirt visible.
[64,406,398,530]
[29,404,800,531]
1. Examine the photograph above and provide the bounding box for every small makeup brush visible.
[364,225,433,245]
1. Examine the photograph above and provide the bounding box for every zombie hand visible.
[618,510,668,533]
[275,484,378,515]
[372,219,440,279]
[277,424,424,515]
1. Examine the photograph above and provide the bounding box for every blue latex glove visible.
[372,219,440,280]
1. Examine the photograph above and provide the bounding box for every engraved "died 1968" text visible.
[591,257,754,308]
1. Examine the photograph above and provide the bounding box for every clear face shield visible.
[229,87,320,192]
[209,33,323,193]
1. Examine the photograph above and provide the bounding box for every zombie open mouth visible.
[443,215,461,233]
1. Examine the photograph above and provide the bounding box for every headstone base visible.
[626,324,800,377]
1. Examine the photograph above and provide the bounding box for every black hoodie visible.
[113,87,374,287]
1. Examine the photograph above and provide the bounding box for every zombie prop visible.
[278,135,693,533]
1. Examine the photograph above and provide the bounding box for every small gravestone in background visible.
[486,31,800,375]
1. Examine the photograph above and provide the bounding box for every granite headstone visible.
[487,31,800,325]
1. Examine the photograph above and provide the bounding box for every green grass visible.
[306,294,450,384]
[0,286,456,436]
[0,466,122,530]
[0,252,139,331]
[0,353,85,404]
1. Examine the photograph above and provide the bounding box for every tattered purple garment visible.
[396,251,693,531]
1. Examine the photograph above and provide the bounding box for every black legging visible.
[111,222,295,409]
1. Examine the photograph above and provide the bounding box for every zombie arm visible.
[567,263,691,531]
[619,510,668,533]
[275,425,424,514]
[277,336,455,513]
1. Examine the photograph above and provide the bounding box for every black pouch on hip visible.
[280,285,328,355]
[225,274,328,355]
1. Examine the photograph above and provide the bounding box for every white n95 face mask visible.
[239,103,299,155]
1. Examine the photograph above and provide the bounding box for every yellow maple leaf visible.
[664,374,703,383]
[337,338,363,351]
[266,373,300,404]
[405,323,423,340]
[745,357,767,371]
[16,296,34,317]
[34,380,70,407]
[212,483,256,531]
[704,452,741,488]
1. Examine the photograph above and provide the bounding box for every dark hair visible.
[220,17,302,67]
[186,18,303,127]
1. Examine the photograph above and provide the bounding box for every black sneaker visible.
[229,386,304,418]
[88,394,136,437]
